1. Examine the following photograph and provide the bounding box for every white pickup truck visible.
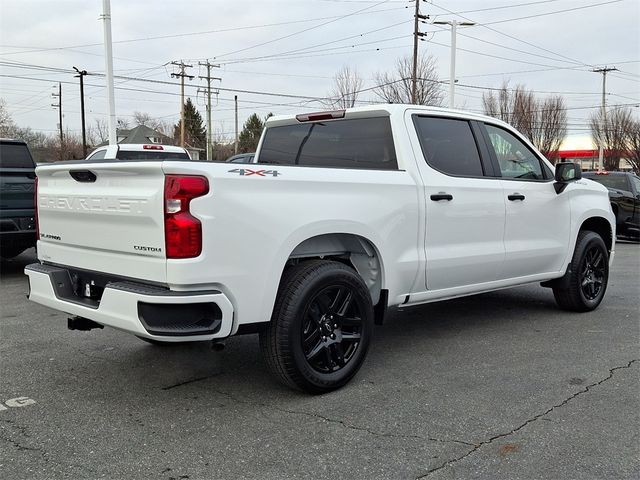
[26,105,615,393]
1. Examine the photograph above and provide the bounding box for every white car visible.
[86,143,191,161]
[27,105,614,393]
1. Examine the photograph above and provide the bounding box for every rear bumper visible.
[24,263,234,342]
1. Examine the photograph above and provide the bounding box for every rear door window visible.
[0,143,35,168]
[258,117,397,170]
[412,116,484,177]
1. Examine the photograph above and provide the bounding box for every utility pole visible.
[51,83,63,161]
[198,60,221,161]
[73,67,88,157]
[100,0,117,145]
[234,95,239,154]
[432,19,476,109]
[171,61,194,147]
[411,0,428,104]
[592,66,618,171]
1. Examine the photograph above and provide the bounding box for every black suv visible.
[0,139,37,259]
[583,171,640,240]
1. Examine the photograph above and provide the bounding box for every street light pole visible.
[592,66,617,171]
[100,0,117,145]
[432,19,475,109]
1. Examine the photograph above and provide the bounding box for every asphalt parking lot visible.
[1,245,638,480]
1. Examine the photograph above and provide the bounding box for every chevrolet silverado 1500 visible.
[26,105,615,393]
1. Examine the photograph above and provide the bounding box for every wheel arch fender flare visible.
[261,222,388,322]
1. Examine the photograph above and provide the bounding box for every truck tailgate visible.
[36,161,167,283]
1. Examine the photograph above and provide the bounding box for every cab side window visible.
[88,149,106,160]
[413,116,484,177]
[485,124,545,180]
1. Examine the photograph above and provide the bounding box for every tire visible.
[259,260,374,394]
[553,230,609,312]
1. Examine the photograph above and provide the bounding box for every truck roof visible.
[92,144,188,153]
[265,104,507,128]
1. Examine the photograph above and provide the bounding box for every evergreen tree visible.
[174,98,206,149]
[238,113,272,152]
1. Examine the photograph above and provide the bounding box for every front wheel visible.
[553,230,609,312]
[259,260,374,394]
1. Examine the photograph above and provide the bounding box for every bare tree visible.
[0,98,17,137]
[132,111,173,138]
[133,111,153,126]
[117,117,130,130]
[529,96,567,161]
[325,65,363,109]
[589,106,634,171]
[483,82,567,162]
[90,118,109,145]
[374,55,444,106]
[626,118,640,174]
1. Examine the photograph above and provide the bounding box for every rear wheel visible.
[553,230,609,312]
[260,260,374,394]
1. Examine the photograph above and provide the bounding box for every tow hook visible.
[67,316,104,331]
[211,340,225,351]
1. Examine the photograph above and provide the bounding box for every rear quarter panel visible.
[161,162,422,328]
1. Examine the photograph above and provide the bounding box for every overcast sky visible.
[0,0,638,148]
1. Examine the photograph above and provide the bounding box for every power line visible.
[426,37,582,70]
[0,5,406,56]
[205,20,409,66]
[482,0,624,26]
[213,0,392,60]
[213,37,411,66]
[3,65,637,107]
[454,0,564,15]
[429,1,597,71]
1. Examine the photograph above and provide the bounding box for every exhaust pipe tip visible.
[211,340,225,351]
[68,316,104,331]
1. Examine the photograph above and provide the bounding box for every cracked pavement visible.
[1,244,639,479]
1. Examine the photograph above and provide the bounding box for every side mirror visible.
[554,162,582,194]
[555,162,582,182]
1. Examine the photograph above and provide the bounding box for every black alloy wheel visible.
[579,245,606,301]
[301,285,364,374]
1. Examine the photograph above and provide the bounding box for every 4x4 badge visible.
[228,168,280,177]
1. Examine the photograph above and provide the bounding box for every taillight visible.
[164,175,209,259]
[34,176,40,240]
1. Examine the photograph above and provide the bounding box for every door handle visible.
[69,170,97,183]
[508,193,525,201]
[430,193,453,201]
